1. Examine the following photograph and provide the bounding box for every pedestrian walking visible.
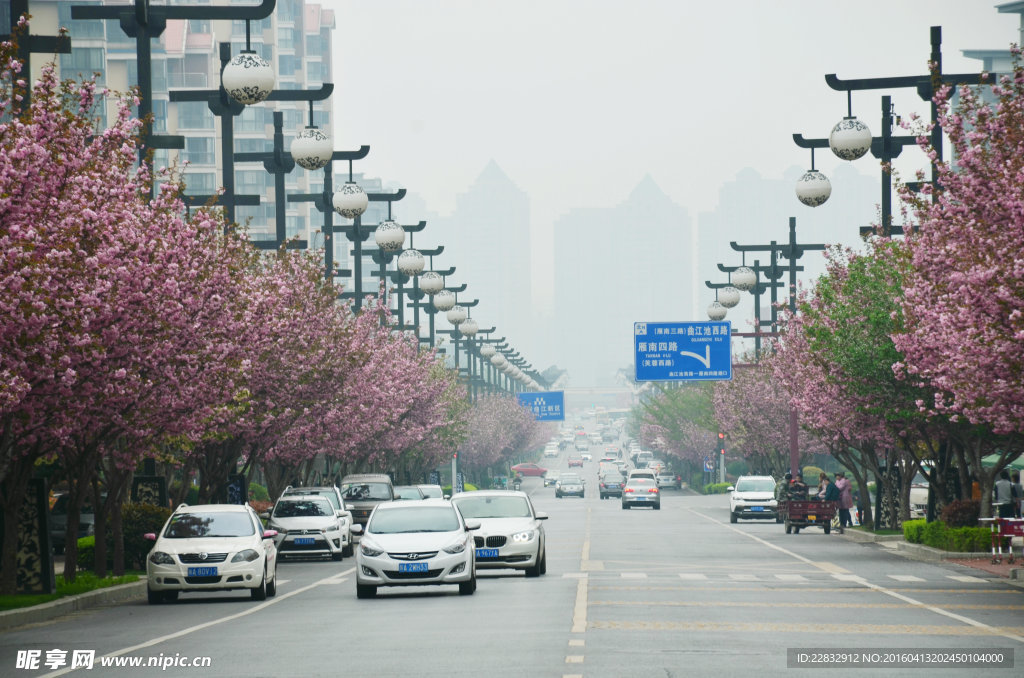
[835,471,854,532]
[1012,472,1023,519]
[815,472,829,500]
[993,470,1015,519]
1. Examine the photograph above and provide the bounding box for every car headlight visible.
[443,540,467,554]
[360,542,384,557]
[148,551,175,565]
[337,518,347,527]
[511,530,536,543]
[322,522,341,533]
[231,549,260,563]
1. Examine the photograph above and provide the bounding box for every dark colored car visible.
[622,477,660,510]
[50,493,104,554]
[599,472,626,499]
[510,463,547,478]
[567,456,583,468]
[339,474,395,540]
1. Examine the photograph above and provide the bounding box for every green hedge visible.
[704,482,732,495]
[904,519,1004,552]
[443,483,478,495]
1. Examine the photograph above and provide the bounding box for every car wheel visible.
[794,526,802,534]
[785,520,793,534]
[162,590,179,603]
[356,583,376,599]
[525,552,543,578]
[459,571,476,595]
[147,586,163,605]
[342,544,354,558]
[251,569,268,601]
[266,570,277,597]
[730,512,738,524]
[538,548,547,575]
[622,503,630,510]
[332,551,344,561]
[824,523,831,535]
[654,503,660,510]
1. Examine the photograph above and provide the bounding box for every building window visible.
[235,138,268,154]
[278,0,301,23]
[58,3,105,39]
[184,137,215,166]
[184,172,217,195]
[151,99,168,133]
[278,28,299,51]
[287,215,307,239]
[236,106,269,134]
[279,54,299,77]
[306,33,329,56]
[60,48,106,85]
[187,19,210,34]
[237,170,267,195]
[176,101,214,130]
[306,61,328,84]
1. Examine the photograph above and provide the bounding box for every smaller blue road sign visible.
[518,391,565,421]
[634,321,732,382]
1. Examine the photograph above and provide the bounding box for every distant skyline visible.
[325,0,1022,383]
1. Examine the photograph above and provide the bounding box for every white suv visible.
[728,475,779,523]
[265,495,347,561]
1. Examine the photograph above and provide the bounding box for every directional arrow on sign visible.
[679,346,711,369]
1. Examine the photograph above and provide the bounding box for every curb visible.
[838,529,904,544]
[0,580,145,633]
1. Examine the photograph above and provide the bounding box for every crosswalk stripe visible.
[678,573,708,580]
[888,574,925,582]
[947,575,988,583]
[729,573,759,581]
[775,574,806,581]
[621,572,647,579]
[832,573,866,581]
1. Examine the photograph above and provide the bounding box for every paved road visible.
[2,462,1022,677]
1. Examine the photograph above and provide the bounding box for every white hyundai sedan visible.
[145,503,278,604]
[352,499,479,598]
[451,491,548,577]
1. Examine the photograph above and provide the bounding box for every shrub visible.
[248,483,270,502]
[921,519,948,548]
[76,503,172,572]
[76,536,110,570]
[903,519,926,543]
[946,527,995,553]
[939,499,979,528]
[802,466,824,483]
[443,483,477,495]
[704,482,732,495]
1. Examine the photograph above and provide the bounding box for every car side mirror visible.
[336,510,345,518]
[443,495,451,500]
[259,512,270,520]
[262,529,277,539]
[143,533,156,541]
[350,524,363,535]
[727,486,735,492]
[535,512,549,521]
[464,520,481,531]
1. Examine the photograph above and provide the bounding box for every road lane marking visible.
[39,567,356,677]
[678,573,708,580]
[688,508,1024,645]
[832,573,866,582]
[811,561,851,574]
[775,574,807,581]
[562,572,588,578]
[592,584,1022,594]
[729,573,759,581]
[620,572,647,579]
[570,508,591,635]
[888,574,925,582]
[948,575,989,583]
[588,600,1024,610]
[565,655,584,663]
[587,620,1022,636]
[569,639,585,647]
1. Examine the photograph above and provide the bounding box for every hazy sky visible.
[323,0,1021,374]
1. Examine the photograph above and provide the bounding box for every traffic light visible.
[718,432,725,455]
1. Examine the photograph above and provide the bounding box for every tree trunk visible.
[0,457,34,595]
[91,478,107,579]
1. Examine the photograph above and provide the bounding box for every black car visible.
[599,472,626,499]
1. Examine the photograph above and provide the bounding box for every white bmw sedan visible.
[145,503,278,604]
[451,491,548,577]
[352,499,479,598]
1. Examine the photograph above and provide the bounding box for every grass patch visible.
[0,572,141,611]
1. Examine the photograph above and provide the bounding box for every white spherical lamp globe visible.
[707,301,727,321]
[491,354,507,368]
[290,127,332,170]
[732,266,757,292]
[829,117,872,161]
[480,344,496,358]
[795,170,831,207]
[332,182,367,219]
[397,249,425,276]
[374,220,405,252]
[718,286,741,308]
[418,271,444,294]
[458,318,479,337]
[433,290,456,311]
[221,51,275,105]
[446,305,468,325]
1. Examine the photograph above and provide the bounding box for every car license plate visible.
[294,537,315,545]
[398,562,429,573]
[476,548,498,558]
[187,567,217,577]
[635,496,649,501]
[751,506,764,512]
[807,515,816,521]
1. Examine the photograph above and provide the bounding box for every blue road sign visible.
[634,321,732,382]
[704,456,714,472]
[518,391,565,421]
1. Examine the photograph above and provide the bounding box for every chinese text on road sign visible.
[634,321,732,382]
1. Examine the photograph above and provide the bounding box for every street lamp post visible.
[70,0,276,181]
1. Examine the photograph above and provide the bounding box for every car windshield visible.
[284,488,340,511]
[273,498,333,518]
[561,475,581,483]
[627,479,656,489]
[164,512,255,538]
[418,486,443,499]
[341,482,392,500]
[368,506,460,534]
[454,496,532,519]
[736,478,776,492]
[394,487,424,500]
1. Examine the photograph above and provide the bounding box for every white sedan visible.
[451,491,548,577]
[145,504,278,604]
[353,499,479,598]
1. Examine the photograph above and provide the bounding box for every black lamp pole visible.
[334,190,407,311]
[368,221,428,323]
